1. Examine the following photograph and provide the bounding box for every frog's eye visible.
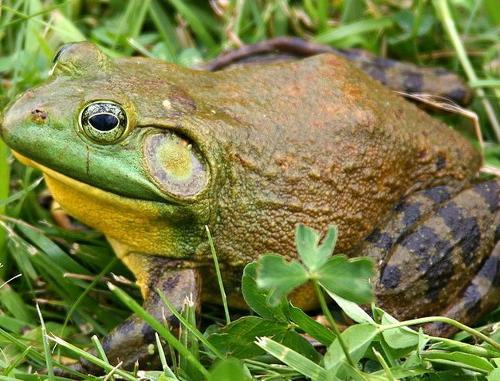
[143,133,208,199]
[79,101,128,144]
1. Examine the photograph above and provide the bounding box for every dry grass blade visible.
[0,273,22,289]
[480,165,500,177]
[396,91,485,154]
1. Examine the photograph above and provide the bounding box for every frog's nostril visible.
[31,108,48,124]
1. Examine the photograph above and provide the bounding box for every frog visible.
[1,41,498,372]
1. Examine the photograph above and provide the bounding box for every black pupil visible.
[88,114,119,132]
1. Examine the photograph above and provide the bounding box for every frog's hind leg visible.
[360,180,499,335]
[425,239,500,336]
[77,255,201,373]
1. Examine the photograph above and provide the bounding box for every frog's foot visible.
[76,256,201,375]
[360,180,499,335]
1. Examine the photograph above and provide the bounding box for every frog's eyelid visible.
[52,45,68,64]
[49,45,70,76]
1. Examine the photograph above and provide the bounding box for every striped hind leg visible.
[425,239,500,336]
[359,180,499,335]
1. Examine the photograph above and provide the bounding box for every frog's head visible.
[1,42,222,257]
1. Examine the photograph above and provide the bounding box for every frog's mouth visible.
[12,150,171,215]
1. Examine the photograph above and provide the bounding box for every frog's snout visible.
[1,91,50,139]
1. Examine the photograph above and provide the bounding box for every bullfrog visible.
[1,41,498,371]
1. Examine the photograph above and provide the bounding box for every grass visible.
[0,0,499,380]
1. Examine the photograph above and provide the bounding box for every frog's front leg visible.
[78,254,201,373]
[360,180,499,335]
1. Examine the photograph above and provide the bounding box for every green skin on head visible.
[1,42,498,371]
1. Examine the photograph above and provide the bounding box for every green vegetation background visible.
[0,0,499,380]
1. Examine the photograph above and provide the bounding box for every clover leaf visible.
[256,224,374,306]
[256,255,309,306]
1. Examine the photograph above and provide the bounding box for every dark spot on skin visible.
[438,202,480,265]
[423,186,451,204]
[394,201,422,228]
[446,88,467,103]
[402,226,452,264]
[380,265,401,289]
[425,255,455,301]
[162,274,181,293]
[393,201,404,212]
[474,181,499,212]
[365,228,393,251]
[366,227,381,242]
[458,218,481,265]
[373,57,396,68]
[118,318,138,336]
[144,272,182,307]
[436,154,446,170]
[141,323,156,344]
[402,71,423,93]
[361,62,387,84]
[401,226,455,300]
[167,315,181,330]
[479,254,500,287]
[401,202,422,229]
[438,202,463,233]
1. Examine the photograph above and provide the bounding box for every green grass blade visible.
[163,0,216,50]
[50,10,86,42]
[372,347,395,381]
[149,0,179,60]
[433,0,500,140]
[0,279,33,322]
[156,287,224,360]
[0,141,9,279]
[315,17,393,44]
[2,346,33,376]
[205,225,230,324]
[35,303,54,380]
[155,332,178,379]
[0,177,43,207]
[255,336,333,381]
[49,335,136,381]
[114,0,152,52]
